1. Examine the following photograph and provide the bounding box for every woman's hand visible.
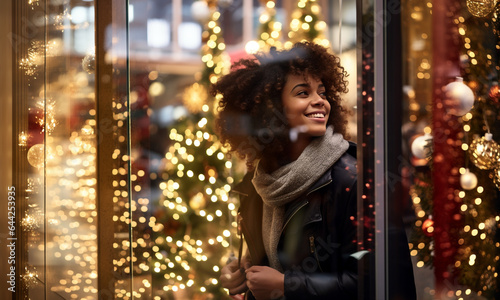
[245,266,284,299]
[220,258,249,295]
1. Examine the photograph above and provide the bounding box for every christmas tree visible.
[148,7,239,300]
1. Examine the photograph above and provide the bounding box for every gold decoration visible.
[35,98,58,134]
[183,83,208,113]
[469,133,500,170]
[21,265,39,289]
[27,144,45,169]
[19,41,44,77]
[21,210,41,232]
[466,0,497,18]
[18,131,28,147]
[54,8,71,31]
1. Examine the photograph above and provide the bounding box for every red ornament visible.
[422,218,434,237]
[489,82,500,104]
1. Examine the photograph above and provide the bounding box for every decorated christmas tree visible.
[148,5,240,300]
[409,1,500,297]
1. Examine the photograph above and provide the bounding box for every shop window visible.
[1,0,424,299]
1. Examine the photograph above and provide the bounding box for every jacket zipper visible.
[306,179,332,196]
[309,236,324,272]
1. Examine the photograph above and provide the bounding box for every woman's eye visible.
[297,91,308,96]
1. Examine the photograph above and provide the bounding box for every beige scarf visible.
[251,126,349,271]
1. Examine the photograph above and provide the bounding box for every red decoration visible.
[489,82,500,104]
[432,0,463,295]
[422,218,434,237]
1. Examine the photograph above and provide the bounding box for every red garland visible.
[431,0,464,297]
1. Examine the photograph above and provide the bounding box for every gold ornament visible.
[27,144,45,169]
[469,133,500,170]
[466,0,497,18]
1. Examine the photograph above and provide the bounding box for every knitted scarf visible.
[251,126,349,271]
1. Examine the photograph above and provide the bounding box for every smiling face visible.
[282,73,331,140]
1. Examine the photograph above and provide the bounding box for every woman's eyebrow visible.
[291,83,309,92]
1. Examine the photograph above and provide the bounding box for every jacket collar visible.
[306,167,333,195]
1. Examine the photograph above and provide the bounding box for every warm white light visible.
[245,41,260,54]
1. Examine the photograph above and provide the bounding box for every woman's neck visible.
[289,135,312,161]
[259,135,312,173]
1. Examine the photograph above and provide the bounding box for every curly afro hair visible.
[211,42,349,170]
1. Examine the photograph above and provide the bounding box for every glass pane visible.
[10,0,134,299]
[128,0,360,299]
[12,1,48,298]
[42,0,99,297]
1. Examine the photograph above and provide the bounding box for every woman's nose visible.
[311,93,325,106]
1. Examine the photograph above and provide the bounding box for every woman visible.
[212,42,408,299]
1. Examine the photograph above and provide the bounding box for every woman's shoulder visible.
[331,142,357,179]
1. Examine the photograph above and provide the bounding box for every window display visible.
[403,0,500,298]
[15,0,500,299]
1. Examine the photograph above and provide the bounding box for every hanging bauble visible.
[469,133,500,170]
[82,52,96,74]
[218,0,233,8]
[466,0,497,17]
[460,169,478,190]
[191,1,211,23]
[27,144,45,169]
[411,133,433,159]
[422,217,434,237]
[492,167,500,190]
[489,81,500,104]
[444,77,475,116]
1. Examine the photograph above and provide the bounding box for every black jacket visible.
[234,143,417,299]
[234,144,361,299]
